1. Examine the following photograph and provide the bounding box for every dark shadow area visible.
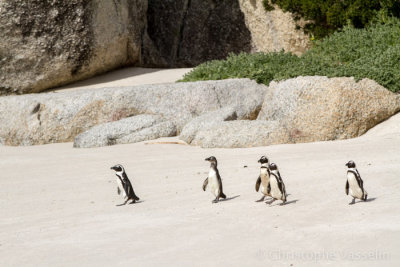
[283,199,299,205]
[116,200,144,206]
[268,199,299,206]
[349,197,376,205]
[144,0,252,67]
[49,67,162,92]
[365,197,377,202]
[356,197,376,203]
[219,195,241,202]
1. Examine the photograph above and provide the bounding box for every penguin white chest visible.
[269,176,283,199]
[260,168,270,195]
[208,169,220,197]
[347,172,364,199]
[115,177,126,198]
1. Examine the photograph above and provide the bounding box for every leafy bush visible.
[180,19,400,92]
[265,0,400,38]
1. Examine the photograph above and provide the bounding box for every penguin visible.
[267,163,287,205]
[345,160,368,205]
[202,156,227,203]
[110,164,140,205]
[255,156,271,202]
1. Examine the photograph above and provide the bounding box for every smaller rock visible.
[117,121,176,145]
[179,106,237,143]
[73,114,171,148]
[191,120,290,148]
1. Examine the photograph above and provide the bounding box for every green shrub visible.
[180,19,400,92]
[265,0,400,39]
[262,0,274,12]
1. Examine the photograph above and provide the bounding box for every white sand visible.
[52,67,192,92]
[1,69,399,266]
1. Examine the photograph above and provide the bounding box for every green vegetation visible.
[265,0,400,38]
[180,19,400,92]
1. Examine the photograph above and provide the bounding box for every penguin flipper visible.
[255,176,261,192]
[202,178,208,191]
[345,180,349,195]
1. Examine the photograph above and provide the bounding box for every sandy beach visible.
[1,69,399,266]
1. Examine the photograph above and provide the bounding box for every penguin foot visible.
[349,198,356,205]
[212,198,219,203]
[255,196,266,202]
[129,200,136,204]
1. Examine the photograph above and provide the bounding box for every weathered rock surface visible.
[143,0,252,67]
[191,120,289,148]
[0,79,267,146]
[143,0,310,67]
[0,0,147,95]
[117,121,176,145]
[238,0,310,55]
[179,107,238,144]
[74,115,176,148]
[257,76,400,143]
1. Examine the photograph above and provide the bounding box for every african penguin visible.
[110,164,140,205]
[267,163,287,205]
[255,156,271,202]
[345,160,368,205]
[202,156,227,203]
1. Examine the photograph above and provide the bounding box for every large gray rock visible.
[257,76,400,143]
[1,0,311,94]
[0,0,146,95]
[73,115,176,148]
[191,120,289,148]
[179,107,238,144]
[0,79,267,146]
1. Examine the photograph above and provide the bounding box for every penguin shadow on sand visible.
[218,195,241,202]
[348,197,376,205]
[268,199,299,207]
[116,200,144,207]
[266,194,299,207]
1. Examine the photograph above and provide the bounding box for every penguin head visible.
[205,156,217,165]
[258,156,269,164]
[345,161,356,168]
[110,164,125,173]
[269,163,278,171]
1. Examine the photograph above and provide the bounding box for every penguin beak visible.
[258,159,261,163]
[205,157,210,161]
[110,166,116,170]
